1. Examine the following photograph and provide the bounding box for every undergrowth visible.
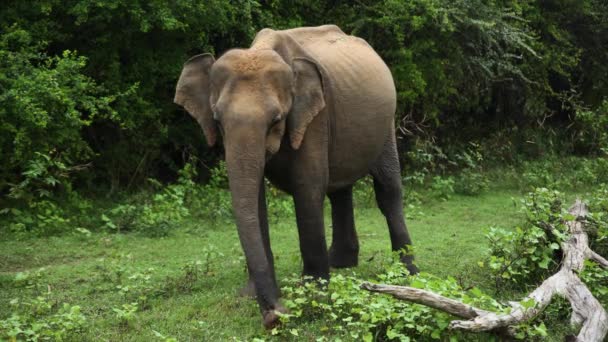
[1,156,607,340]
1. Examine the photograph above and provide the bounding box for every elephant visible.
[174,25,417,328]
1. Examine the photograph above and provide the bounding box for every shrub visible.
[586,185,608,257]
[274,258,504,341]
[101,163,198,237]
[353,176,375,208]
[430,176,455,200]
[483,186,608,291]
[454,169,489,196]
[580,260,608,307]
[3,200,71,238]
[518,156,608,190]
[112,303,138,328]
[570,99,608,155]
[191,161,233,225]
[484,188,568,288]
[1,293,86,341]
[0,27,121,195]
[453,143,489,196]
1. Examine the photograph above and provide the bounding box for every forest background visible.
[1,1,608,341]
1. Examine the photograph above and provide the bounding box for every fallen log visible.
[361,200,608,341]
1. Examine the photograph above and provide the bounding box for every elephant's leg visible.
[370,136,419,274]
[239,183,277,298]
[328,186,359,268]
[294,186,330,280]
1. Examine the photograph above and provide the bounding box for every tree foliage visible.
[0,0,606,197]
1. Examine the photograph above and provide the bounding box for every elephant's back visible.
[286,26,397,189]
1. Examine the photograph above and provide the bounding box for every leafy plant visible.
[266,181,295,223]
[454,169,489,196]
[483,188,568,288]
[3,200,71,237]
[274,258,503,341]
[453,143,489,196]
[116,268,156,309]
[192,161,233,224]
[570,99,608,155]
[112,303,138,327]
[1,296,86,341]
[352,176,376,208]
[12,268,46,291]
[101,163,198,237]
[152,329,178,342]
[430,176,455,200]
[586,185,608,256]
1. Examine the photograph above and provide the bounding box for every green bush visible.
[1,292,86,341]
[112,303,138,328]
[274,257,551,341]
[483,186,608,291]
[430,176,455,200]
[102,164,197,237]
[587,186,608,257]
[192,161,233,225]
[5,200,70,237]
[266,182,295,223]
[1,0,606,199]
[570,100,608,155]
[452,144,489,196]
[353,176,375,208]
[484,188,568,288]
[275,265,502,341]
[518,157,608,190]
[454,169,489,196]
[580,260,608,307]
[0,27,121,194]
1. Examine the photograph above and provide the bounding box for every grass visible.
[0,184,533,341]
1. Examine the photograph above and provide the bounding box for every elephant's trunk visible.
[223,126,281,318]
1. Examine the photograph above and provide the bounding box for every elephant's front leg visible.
[294,186,330,280]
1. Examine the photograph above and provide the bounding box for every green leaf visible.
[520,298,536,310]
[431,329,441,339]
[534,322,548,337]
[538,256,551,269]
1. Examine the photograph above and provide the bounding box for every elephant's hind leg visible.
[328,186,359,268]
[369,135,419,274]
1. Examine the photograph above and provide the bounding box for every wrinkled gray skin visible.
[175,25,417,328]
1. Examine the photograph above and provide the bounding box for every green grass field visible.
[0,185,537,341]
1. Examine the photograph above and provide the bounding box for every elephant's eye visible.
[211,104,220,121]
[271,113,281,124]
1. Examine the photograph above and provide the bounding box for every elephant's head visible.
[174,47,325,154]
[174,39,325,325]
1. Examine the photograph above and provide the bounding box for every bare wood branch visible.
[588,250,608,269]
[360,283,490,319]
[362,199,608,341]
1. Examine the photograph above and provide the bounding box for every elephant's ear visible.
[288,58,326,150]
[174,53,217,147]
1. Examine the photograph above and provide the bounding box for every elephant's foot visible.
[262,303,289,329]
[400,255,419,275]
[329,246,359,268]
[238,279,256,298]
